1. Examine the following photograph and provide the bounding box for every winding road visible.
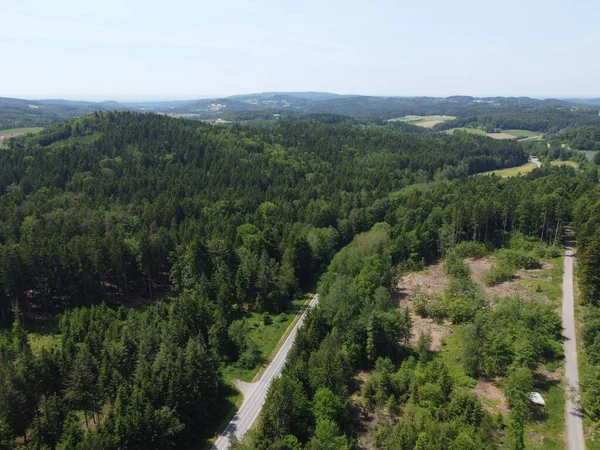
[563,239,585,450]
[212,294,319,449]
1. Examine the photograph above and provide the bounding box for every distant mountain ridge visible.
[0,92,598,129]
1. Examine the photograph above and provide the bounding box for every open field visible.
[0,127,44,135]
[445,128,543,140]
[391,115,456,128]
[444,127,487,135]
[581,150,598,161]
[551,160,579,168]
[223,294,313,382]
[482,162,538,177]
[0,127,44,148]
[486,132,518,140]
[503,129,543,138]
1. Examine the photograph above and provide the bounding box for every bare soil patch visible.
[398,264,448,297]
[474,379,509,415]
[464,257,553,301]
[396,264,452,350]
[539,366,561,382]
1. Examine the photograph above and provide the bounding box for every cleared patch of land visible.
[391,115,456,128]
[0,127,44,135]
[581,150,598,161]
[445,128,537,140]
[503,129,543,138]
[396,263,452,351]
[444,127,487,135]
[551,160,579,168]
[465,256,560,302]
[481,162,538,178]
[223,294,313,382]
[486,132,518,140]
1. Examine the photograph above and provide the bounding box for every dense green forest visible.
[0,112,527,448]
[554,125,600,150]
[236,166,591,449]
[0,111,525,324]
[0,110,599,449]
[435,109,600,133]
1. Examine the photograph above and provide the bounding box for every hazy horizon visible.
[2,0,599,99]
[5,92,600,104]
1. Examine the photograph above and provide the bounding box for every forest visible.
[0,110,599,449]
[435,109,600,133]
[235,165,592,449]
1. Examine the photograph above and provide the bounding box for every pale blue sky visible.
[1,0,598,100]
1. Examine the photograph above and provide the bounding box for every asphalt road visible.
[212,294,319,449]
[562,241,585,450]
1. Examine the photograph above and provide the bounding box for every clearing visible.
[0,127,44,148]
[223,293,314,382]
[551,160,579,169]
[503,129,544,139]
[444,127,539,140]
[398,251,565,448]
[486,132,518,140]
[581,150,598,161]
[444,127,488,135]
[395,263,453,351]
[391,115,456,128]
[482,162,538,178]
[465,256,562,303]
[0,127,44,135]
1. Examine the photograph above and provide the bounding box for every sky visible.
[1,0,599,101]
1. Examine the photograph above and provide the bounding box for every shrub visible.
[445,251,471,279]
[236,340,263,369]
[498,249,540,270]
[453,241,489,259]
[448,295,486,324]
[483,261,515,285]
[413,292,447,323]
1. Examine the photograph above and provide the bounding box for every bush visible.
[453,241,489,259]
[236,340,263,369]
[498,249,540,270]
[448,295,486,324]
[413,292,448,323]
[445,252,471,279]
[507,232,562,258]
[483,249,541,286]
[483,261,515,285]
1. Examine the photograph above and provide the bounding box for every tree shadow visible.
[195,381,241,449]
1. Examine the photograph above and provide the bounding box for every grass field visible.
[551,160,579,168]
[0,127,44,148]
[444,127,487,135]
[391,115,456,128]
[0,127,44,135]
[486,132,518,140]
[223,293,313,382]
[439,325,477,389]
[581,150,598,161]
[445,128,543,140]
[503,129,543,138]
[482,162,538,178]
